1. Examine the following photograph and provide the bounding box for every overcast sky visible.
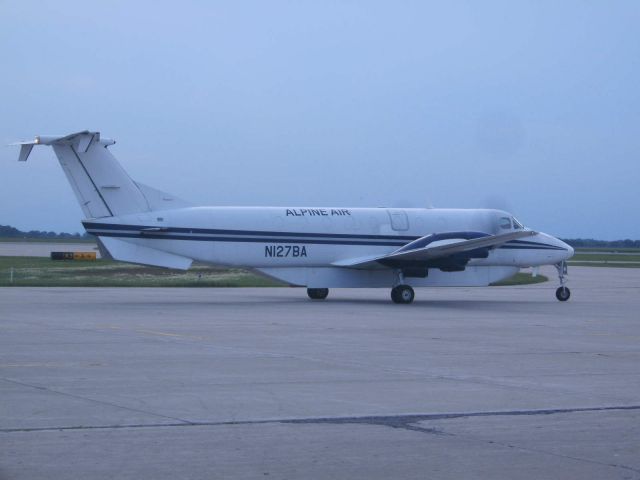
[1,0,639,239]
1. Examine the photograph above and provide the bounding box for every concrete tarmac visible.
[1,266,639,479]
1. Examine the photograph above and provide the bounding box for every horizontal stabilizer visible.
[11,131,116,162]
[18,144,33,162]
[98,237,192,270]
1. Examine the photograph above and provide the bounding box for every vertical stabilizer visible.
[12,131,189,218]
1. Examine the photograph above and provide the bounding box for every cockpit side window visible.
[499,217,512,229]
[512,217,524,229]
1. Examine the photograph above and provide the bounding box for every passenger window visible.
[500,217,512,229]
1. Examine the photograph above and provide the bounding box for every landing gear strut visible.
[391,271,415,304]
[307,288,329,300]
[554,261,571,301]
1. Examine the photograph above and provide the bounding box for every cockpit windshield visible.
[499,217,512,230]
[512,217,524,229]
[499,216,525,230]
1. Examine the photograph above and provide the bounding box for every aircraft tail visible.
[13,131,190,219]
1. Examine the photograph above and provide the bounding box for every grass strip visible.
[568,262,640,268]
[0,257,282,287]
[491,272,548,286]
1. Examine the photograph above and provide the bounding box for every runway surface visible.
[1,266,639,479]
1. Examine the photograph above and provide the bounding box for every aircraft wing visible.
[333,230,537,269]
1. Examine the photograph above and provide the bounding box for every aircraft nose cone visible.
[556,239,574,259]
[538,233,574,262]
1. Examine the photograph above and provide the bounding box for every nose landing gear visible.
[555,261,571,301]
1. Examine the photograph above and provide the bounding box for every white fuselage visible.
[84,206,573,288]
[15,130,575,299]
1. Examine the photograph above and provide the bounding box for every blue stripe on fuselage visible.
[89,231,409,246]
[83,222,567,250]
[82,222,417,241]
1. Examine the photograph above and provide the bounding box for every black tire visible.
[391,285,414,304]
[307,288,329,300]
[391,287,402,304]
[555,286,571,302]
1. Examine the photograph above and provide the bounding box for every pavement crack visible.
[0,377,193,426]
[3,404,640,434]
[283,415,447,435]
[473,436,640,476]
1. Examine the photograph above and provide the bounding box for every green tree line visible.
[561,238,640,248]
[0,224,91,239]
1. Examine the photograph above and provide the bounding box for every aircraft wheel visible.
[391,285,414,304]
[307,288,329,300]
[391,287,401,303]
[555,286,571,302]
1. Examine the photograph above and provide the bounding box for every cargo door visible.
[387,209,409,231]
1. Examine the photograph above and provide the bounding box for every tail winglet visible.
[11,131,116,162]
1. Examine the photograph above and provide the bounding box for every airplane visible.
[13,130,574,304]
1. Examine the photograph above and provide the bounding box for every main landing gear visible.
[555,261,571,302]
[391,285,415,304]
[307,288,329,300]
[391,271,415,304]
